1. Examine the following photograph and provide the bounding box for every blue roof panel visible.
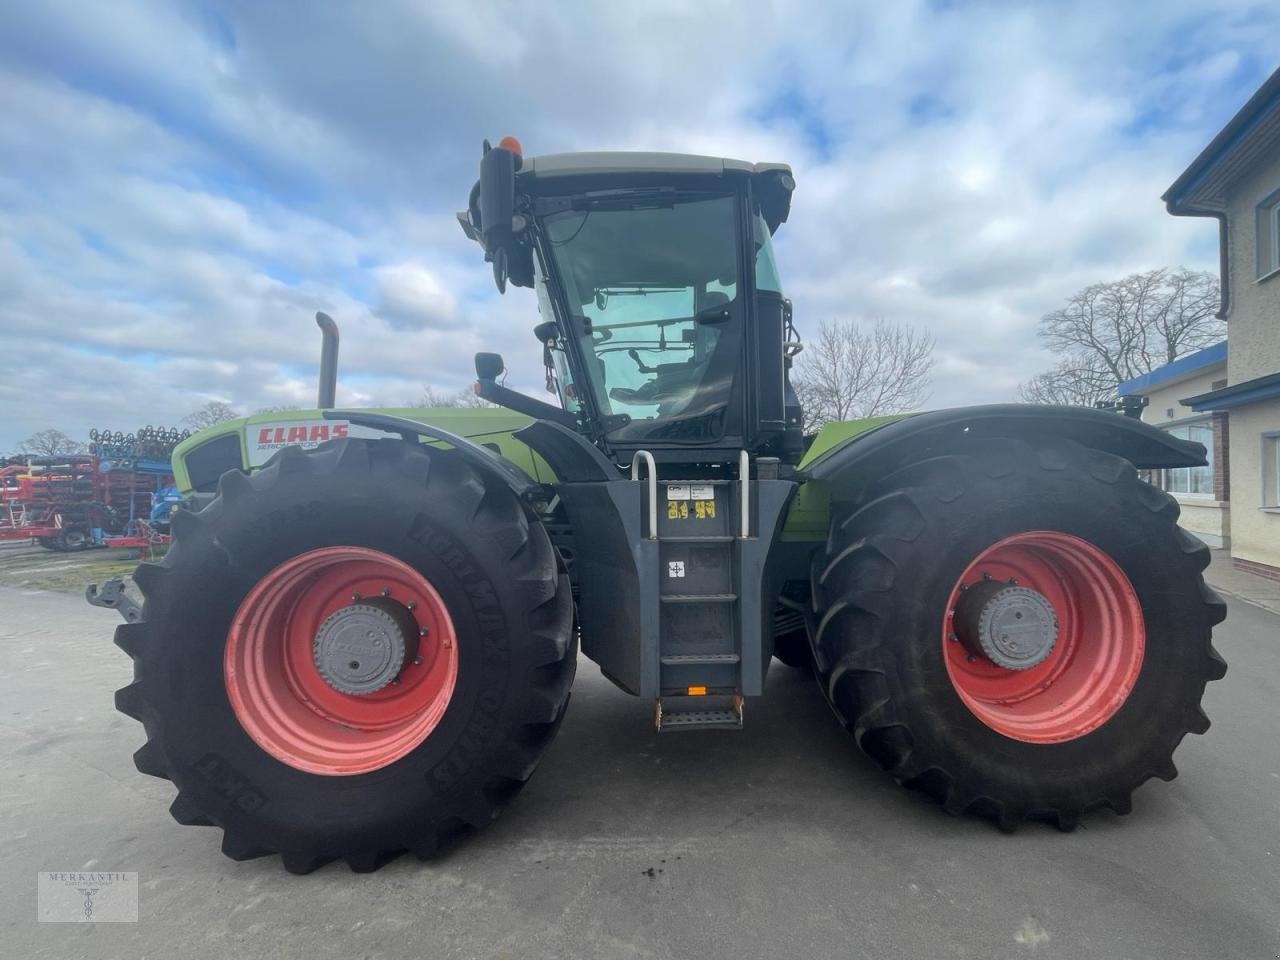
[1116,341,1227,396]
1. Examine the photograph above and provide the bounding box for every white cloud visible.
[0,0,1276,451]
[372,263,459,330]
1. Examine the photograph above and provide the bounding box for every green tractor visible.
[103,139,1226,873]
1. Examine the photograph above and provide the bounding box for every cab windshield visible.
[541,193,741,442]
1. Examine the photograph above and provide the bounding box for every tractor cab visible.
[459,140,804,464]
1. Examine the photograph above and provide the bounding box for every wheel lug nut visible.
[381,588,391,597]
[407,602,417,611]
[412,656,423,665]
[419,627,428,636]
[948,632,959,642]
[351,592,362,601]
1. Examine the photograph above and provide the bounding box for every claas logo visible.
[255,423,349,446]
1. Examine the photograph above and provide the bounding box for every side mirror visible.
[475,352,505,382]
[753,167,795,234]
[478,138,522,293]
[532,320,559,372]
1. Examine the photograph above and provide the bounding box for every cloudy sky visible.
[1,1,1276,452]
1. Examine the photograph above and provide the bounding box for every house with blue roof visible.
[1119,341,1230,547]
[1121,66,1280,580]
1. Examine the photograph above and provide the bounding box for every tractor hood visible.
[169,407,552,496]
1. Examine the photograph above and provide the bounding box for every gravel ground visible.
[1,580,1277,960]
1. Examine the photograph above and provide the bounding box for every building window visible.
[1163,421,1214,497]
[1258,188,1280,279]
[1263,433,1280,510]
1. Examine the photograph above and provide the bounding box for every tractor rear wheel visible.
[812,437,1226,829]
[114,438,575,872]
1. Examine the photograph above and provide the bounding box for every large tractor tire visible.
[114,438,576,873]
[812,437,1226,830]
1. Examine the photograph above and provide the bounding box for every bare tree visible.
[253,404,301,414]
[1016,357,1115,407]
[1021,268,1222,403]
[182,401,241,430]
[792,318,935,431]
[21,428,86,456]
[411,386,492,409]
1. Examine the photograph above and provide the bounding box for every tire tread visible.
[114,438,575,873]
[812,437,1226,830]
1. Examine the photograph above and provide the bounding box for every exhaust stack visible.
[315,312,339,409]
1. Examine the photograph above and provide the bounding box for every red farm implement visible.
[1,427,188,551]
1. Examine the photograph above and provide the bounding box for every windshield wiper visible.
[576,187,677,211]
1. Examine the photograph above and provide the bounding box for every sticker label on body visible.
[666,500,716,519]
[245,420,387,466]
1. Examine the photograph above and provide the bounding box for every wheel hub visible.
[312,597,418,695]
[227,547,460,775]
[954,579,1058,670]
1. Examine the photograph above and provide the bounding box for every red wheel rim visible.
[941,531,1144,744]
[225,546,459,775]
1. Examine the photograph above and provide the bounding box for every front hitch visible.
[86,578,143,623]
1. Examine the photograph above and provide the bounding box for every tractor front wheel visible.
[114,438,575,872]
[812,438,1226,829]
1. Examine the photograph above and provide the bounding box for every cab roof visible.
[518,151,791,182]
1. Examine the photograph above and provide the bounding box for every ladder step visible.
[660,535,734,543]
[659,710,741,730]
[656,694,744,732]
[660,653,740,665]
[661,593,737,603]
[659,479,731,485]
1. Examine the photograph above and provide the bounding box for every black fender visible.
[324,410,540,500]
[513,420,619,481]
[800,404,1204,499]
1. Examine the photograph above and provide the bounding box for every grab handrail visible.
[630,450,658,539]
